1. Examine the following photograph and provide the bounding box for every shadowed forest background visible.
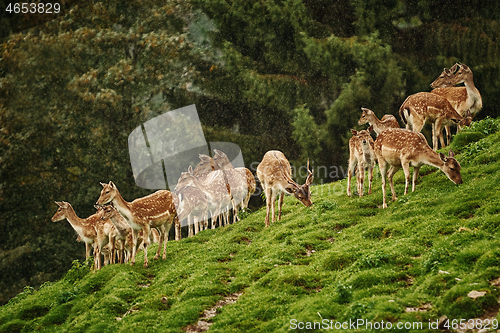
[1,0,499,304]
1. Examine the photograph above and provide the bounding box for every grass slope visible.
[2,117,500,333]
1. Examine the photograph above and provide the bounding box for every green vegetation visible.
[2,118,500,332]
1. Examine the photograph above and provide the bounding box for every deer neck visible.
[109,214,130,236]
[463,75,482,111]
[420,149,445,170]
[63,206,96,242]
[111,192,135,225]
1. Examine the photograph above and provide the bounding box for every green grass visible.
[2,118,500,333]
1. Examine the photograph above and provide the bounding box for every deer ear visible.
[285,185,296,194]
[439,152,448,162]
[367,125,374,133]
[350,129,357,135]
[100,182,107,187]
[451,118,461,124]
[108,181,116,189]
[94,205,100,210]
[448,150,455,158]
[55,201,63,207]
[188,165,193,173]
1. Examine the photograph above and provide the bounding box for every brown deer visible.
[96,182,178,267]
[347,126,376,197]
[174,184,208,237]
[399,92,472,150]
[431,63,482,135]
[358,108,399,135]
[52,202,115,269]
[374,128,463,209]
[429,63,459,88]
[101,204,147,264]
[175,165,234,230]
[189,155,235,228]
[212,149,256,218]
[256,150,313,227]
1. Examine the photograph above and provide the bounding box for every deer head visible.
[439,150,463,185]
[281,160,314,207]
[193,154,215,175]
[96,181,118,205]
[52,201,71,222]
[430,64,457,88]
[449,63,473,86]
[212,149,233,169]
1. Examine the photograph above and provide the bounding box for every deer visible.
[101,204,147,264]
[174,165,233,230]
[96,181,178,268]
[358,108,399,135]
[174,183,209,237]
[399,92,472,150]
[374,128,463,209]
[431,63,482,135]
[256,150,313,227]
[190,154,235,228]
[347,126,376,197]
[52,202,115,270]
[212,149,256,219]
[429,63,459,88]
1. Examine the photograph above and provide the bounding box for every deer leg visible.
[412,166,421,192]
[402,161,411,195]
[265,187,273,227]
[387,165,400,202]
[174,216,181,241]
[357,161,365,197]
[379,158,388,209]
[435,120,446,150]
[85,242,92,261]
[368,165,374,195]
[153,226,163,260]
[130,228,141,266]
[142,225,151,267]
[162,224,171,260]
[445,124,452,146]
[278,192,284,220]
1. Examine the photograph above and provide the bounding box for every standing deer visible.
[358,108,399,135]
[399,92,472,150]
[347,126,376,197]
[212,149,256,217]
[374,128,463,208]
[96,182,178,267]
[101,204,146,263]
[431,63,482,136]
[175,165,234,230]
[52,202,115,269]
[256,150,313,227]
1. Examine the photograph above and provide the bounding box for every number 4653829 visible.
[6,3,61,14]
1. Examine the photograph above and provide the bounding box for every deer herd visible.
[52,63,479,269]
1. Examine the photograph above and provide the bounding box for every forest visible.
[1,0,499,304]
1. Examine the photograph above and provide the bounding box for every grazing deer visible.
[358,108,399,135]
[374,128,463,208]
[399,92,472,150]
[212,149,256,217]
[96,182,178,267]
[52,202,115,269]
[431,63,482,135]
[256,150,313,227]
[347,126,376,197]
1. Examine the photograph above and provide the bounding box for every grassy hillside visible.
[1,117,500,333]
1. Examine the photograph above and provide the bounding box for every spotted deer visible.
[431,63,482,136]
[257,150,313,227]
[174,184,208,237]
[189,155,235,228]
[101,204,146,264]
[96,182,178,267]
[399,92,472,150]
[358,108,399,136]
[52,202,115,269]
[212,149,256,217]
[374,128,463,208]
[347,126,376,197]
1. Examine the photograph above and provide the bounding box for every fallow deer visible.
[347,126,376,197]
[431,63,482,135]
[429,63,459,88]
[174,184,208,237]
[212,149,256,218]
[52,202,115,269]
[374,128,463,209]
[96,182,178,267]
[174,165,233,230]
[399,92,472,150]
[101,204,146,264]
[358,108,399,136]
[256,150,313,227]
[190,155,235,228]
